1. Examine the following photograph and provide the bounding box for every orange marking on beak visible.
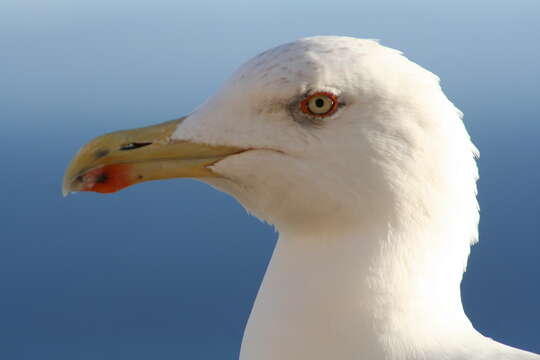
[80,164,134,194]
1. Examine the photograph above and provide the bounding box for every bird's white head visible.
[63,35,479,267]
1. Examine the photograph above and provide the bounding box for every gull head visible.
[63,36,479,237]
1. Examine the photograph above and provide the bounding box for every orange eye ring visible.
[300,92,339,117]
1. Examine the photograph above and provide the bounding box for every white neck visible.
[238,211,540,360]
[240,217,484,360]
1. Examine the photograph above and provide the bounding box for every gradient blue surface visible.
[2,0,539,358]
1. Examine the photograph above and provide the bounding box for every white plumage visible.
[63,35,539,359]
[170,36,539,359]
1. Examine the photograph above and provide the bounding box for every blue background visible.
[1,0,539,358]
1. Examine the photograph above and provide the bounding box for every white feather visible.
[172,36,539,360]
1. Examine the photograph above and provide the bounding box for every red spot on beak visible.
[80,164,133,194]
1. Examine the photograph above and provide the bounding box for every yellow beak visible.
[62,117,243,196]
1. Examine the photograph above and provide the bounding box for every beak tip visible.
[62,175,72,197]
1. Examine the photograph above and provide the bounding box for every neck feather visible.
[240,216,482,359]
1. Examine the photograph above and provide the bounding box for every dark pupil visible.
[315,98,325,108]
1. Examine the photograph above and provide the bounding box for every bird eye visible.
[300,92,338,117]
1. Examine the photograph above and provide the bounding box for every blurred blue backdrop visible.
[1,0,539,358]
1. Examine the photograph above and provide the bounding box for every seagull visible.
[63,36,539,360]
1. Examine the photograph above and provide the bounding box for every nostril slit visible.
[120,142,152,151]
[95,149,109,159]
